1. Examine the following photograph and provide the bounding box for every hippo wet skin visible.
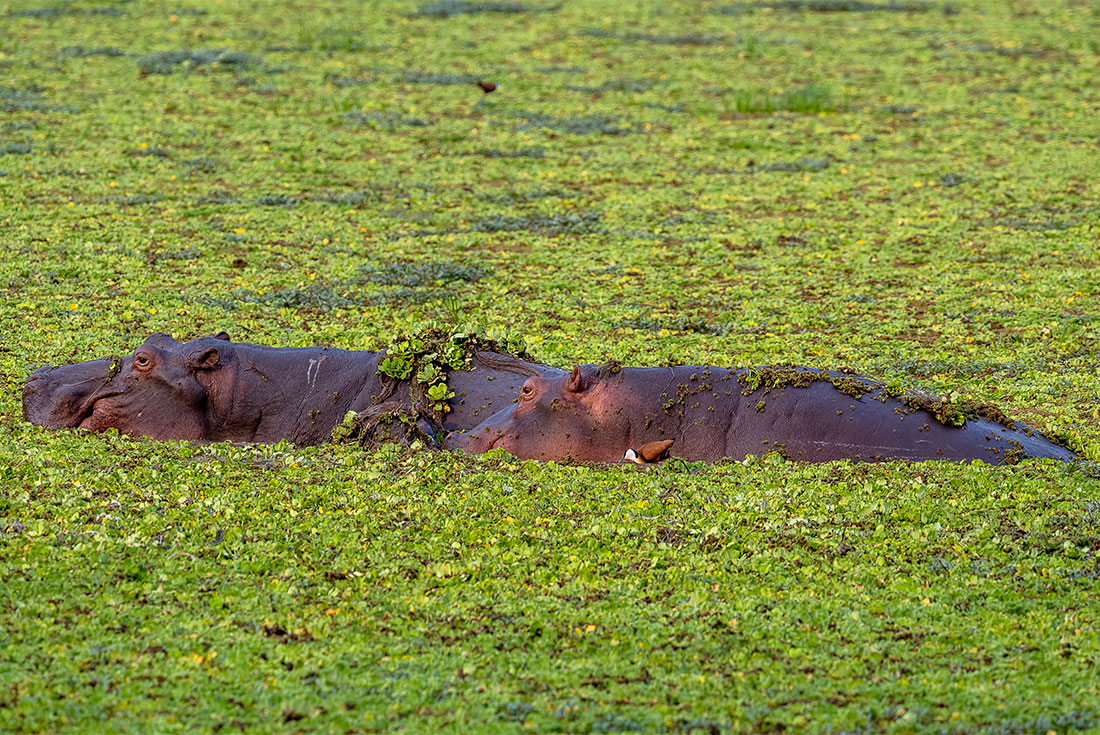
[447,364,1077,465]
[23,333,561,445]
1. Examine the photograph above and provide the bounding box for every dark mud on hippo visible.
[447,364,1077,465]
[23,332,561,445]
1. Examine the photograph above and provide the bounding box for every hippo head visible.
[23,332,231,441]
[448,365,628,462]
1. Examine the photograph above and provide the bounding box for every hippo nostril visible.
[23,375,48,394]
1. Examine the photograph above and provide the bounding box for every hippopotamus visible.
[22,332,562,445]
[447,364,1078,464]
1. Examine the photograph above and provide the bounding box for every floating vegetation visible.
[717,0,935,12]
[360,287,450,307]
[730,85,842,114]
[356,259,489,287]
[565,79,658,94]
[343,110,431,130]
[331,404,440,451]
[617,316,738,336]
[981,204,1091,233]
[513,111,636,136]
[316,32,374,53]
[126,147,172,158]
[744,158,830,173]
[413,1,534,17]
[57,46,126,58]
[254,194,298,207]
[535,65,584,73]
[0,144,33,155]
[194,190,242,205]
[1,86,65,113]
[146,248,202,264]
[954,42,1049,58]
[310,190,382,206]
[137,49,262,76]
[327,75,372,87]
[398,71,482,85]
[898,391,1015,429]
[196,260,489,313]
[7,4,125,18]
[644,102,687,112]
[194,284,361,311]
[180,156,222,173]
[995,217,1078,232]
[100,193,164,206]
[6,0,1096,730]
[582,29,724,46]
[479,188,566,205]
[475,147,547,159]
[624,32,724,45]
[238,284,356,310]
[658,209,721,227]
[374,326,532,419]
[469,211,607,235]
[740,366,844,393]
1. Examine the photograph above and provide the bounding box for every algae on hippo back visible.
[735,365,1029,432]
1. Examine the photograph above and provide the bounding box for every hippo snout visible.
[22,366,56,396]
[443,430,470,451]
[443,427,507,455]
[444,429,497,453]
[24,365,55,388]
[22,367,59,424]
[22,360,111,429]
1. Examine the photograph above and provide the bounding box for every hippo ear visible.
[188,347,221,370]
[566,366,587,394]
[213,331,231,342]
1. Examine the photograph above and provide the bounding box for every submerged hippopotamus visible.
[22,332,561,445]
[447,364,1077,464]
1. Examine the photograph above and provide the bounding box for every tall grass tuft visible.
[730,85,844,114]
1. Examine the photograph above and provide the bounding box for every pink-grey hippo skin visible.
[447,365,1078,464]
[22,333,561,445]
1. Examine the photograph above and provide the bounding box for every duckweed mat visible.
[1,0,1098,732]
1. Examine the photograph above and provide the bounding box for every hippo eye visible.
[134,354,151,369]
[520,384,534,399]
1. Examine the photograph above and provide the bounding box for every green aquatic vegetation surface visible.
[1,0,1099,732]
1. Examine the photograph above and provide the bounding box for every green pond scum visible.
[1,0,1099,732]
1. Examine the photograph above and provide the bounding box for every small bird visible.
[477,81,498,94]
[622,439,675,465]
